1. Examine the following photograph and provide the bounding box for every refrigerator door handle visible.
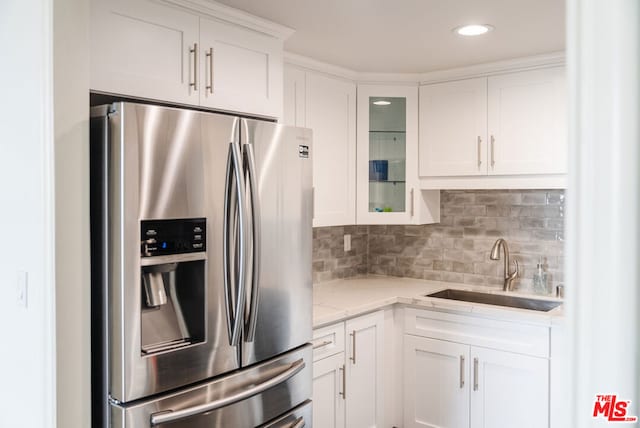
[243,143,261,342]
[223,141,249,346]
[149,359,306,426]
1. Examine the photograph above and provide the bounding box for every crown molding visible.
[285,52,422,85]
[284,52,359,81]
[285,50,566,85]
[419,51,566,84]
[162,0,295,39]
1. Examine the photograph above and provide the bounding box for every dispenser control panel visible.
[141,218,206,257]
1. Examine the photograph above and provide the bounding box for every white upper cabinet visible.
[282,66,306,127]
[199,18,283,118]
[90,0,288,118]
[91,0,199,105]
[357,85,440,225]
[419,66,567,189]
[420,77,488,176]
[487,67,567,175]
[305,72,357,227]
[282,65,356,227]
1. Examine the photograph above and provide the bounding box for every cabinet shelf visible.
[369,180,405,184]
[369,130,406,133]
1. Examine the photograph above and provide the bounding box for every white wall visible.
[567,0,640,425]
[0,0,56,427]
[54,0,91,426]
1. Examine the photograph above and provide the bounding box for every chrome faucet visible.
[490,238,519,291]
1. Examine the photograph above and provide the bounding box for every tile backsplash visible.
[313,190,565,293]
[313,225,369,283]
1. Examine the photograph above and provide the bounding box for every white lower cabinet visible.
[345,311,385,427]
[470,347,548,428]
[312,311,385,428]
[403,308,551,428]
[314,307,553,428]
[313,353,346,428]
[404,336,470,428]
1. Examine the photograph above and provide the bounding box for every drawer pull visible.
[312,340,332,350]
[459,355,465,388]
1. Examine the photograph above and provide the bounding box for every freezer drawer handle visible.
[149,359,306,426]
[289,416,306,428]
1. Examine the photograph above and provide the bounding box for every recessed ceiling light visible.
[373,100,391,106]
[454,24,494,36]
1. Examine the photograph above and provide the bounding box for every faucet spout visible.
[490,238,519,291]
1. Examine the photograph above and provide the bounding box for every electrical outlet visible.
[344,234,351,252]
[17,270,28,308]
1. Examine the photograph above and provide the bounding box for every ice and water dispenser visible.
[140,218,206,355]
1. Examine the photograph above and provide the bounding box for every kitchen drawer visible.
[312,322,345,362]
[404,307,550,358]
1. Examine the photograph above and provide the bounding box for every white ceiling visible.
[214,0,566,73]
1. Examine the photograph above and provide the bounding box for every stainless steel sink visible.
[426,289,562,312]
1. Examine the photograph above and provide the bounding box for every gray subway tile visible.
[424,270,444,281]
[519,218,546,229]
[464,205,487,216]
[546,191,565,205]
[443,248,465,263]
[486,205,511,217]
[521,193,547,205]
[463,274,487,285]
[441,271,465,283]
[433,260,453,271]
[474,262,498,276]
[452,262,475,274]
[454,216,478,227]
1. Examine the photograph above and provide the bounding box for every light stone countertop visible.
[313,275,565,328]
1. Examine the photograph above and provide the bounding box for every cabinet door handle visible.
[189,43,198,91]
[350,330,356,364]
[490,135,495,168]
[205,47,214,94]
[459,355,465,388]
[339,364,346,399]
[477,136,482,168]
[410,188,414,217]
[473,357,479,391]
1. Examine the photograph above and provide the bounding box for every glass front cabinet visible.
[356,85,440,225]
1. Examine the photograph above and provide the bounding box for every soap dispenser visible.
[533,257,549,294]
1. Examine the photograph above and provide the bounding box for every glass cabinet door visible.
[368,97,407,213]
[356,84,439,225]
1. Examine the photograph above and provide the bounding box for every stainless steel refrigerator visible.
[90,102,313,428]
